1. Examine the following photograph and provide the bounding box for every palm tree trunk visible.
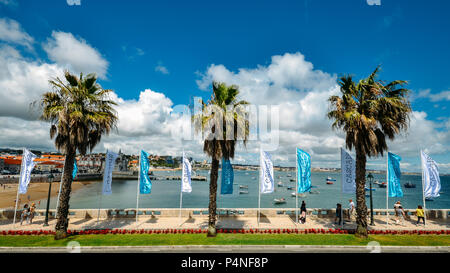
[355,146,368,238]
[207,157,219,237]
[54,148,76,240]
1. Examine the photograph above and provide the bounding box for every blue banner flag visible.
[221,158,234,194]
[72,160,78,180]
[297,148,311,193]
[388,152,403,197]
[421,151,441,198]
[139,150,152,194]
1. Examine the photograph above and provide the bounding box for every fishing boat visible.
[326,177,336,182]
[239,185,248,189]
[287,186,294,190]
[404,182,416,188]
[326,181,334,185]
[277,182,284,187]
[273,198,286,204]
[378,182,387,188]
[239,190,249,194]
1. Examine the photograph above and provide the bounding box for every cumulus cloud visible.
[0,18,33,49]
[43,31,109,79]
[0,45,63,119]
[195,52,450,172]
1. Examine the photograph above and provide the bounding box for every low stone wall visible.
[1,208,448,221]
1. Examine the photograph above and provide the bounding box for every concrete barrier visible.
[1,208,448,220]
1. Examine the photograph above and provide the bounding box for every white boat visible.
[291,192,306,197]
[239,190,249,194]
[273,198,286,204]
[309,190,320,194]
[277,182,284,187]
[239,185,248,189]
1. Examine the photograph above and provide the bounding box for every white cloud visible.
[155,65,169,75]
[0,18,33,49]
[413,89,450,102]
[0,45,64,119]
[195,52,450,173]
[43,31,109,79]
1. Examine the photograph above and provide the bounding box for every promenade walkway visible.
[1,214,448,231]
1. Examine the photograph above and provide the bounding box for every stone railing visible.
[1,208,448,221]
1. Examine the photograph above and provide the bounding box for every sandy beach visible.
[0,182,91,210]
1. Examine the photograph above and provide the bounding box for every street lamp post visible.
[367,173,374,226]
[43,173,54,227]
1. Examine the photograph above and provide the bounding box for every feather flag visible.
[388,152,403,198]
[139,150,152,194]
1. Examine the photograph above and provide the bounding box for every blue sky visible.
[0,0,449,172]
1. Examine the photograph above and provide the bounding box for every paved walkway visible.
[0,245,448,253]
[1,215,448,231]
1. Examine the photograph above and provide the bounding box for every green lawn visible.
[0,234,448,247]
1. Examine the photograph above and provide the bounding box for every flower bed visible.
[1,228,449,236]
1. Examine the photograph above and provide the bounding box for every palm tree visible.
[327,66,411,237]
[194,82,249,237]
[38,71,118,239]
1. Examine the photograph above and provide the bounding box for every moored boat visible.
[239,185,248,189]
[277,182,284,187]
[239,190,249,194]
[404,182,416,188]
[273,198,286,204]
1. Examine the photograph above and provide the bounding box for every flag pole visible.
[420,150,427,226]
[386,152,389,226]
[135,151,141,225]
[257,150,261,227]
[179,151,184,226]
[13,147,26,227]
[295,149,298,224]
[97,150,106,224]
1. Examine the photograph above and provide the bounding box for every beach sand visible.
[0,182,91,210]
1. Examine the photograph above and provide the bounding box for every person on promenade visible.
[348,199,355,221]
[29,203,36,224]
[416,205,425,226]
[20,204,30,225]
[394,201,405,225]
[299,201,307,224]
[334,203,343,226]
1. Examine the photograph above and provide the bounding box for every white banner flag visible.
[102,150,118,195]
[341,148,356,194]
[260,149,274,194]
[421,151,441,198]
[18,148,37,194]
[181,152,192,193]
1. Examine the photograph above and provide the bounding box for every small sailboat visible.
[273,198,286,204]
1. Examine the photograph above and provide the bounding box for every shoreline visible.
[0,182,92,210]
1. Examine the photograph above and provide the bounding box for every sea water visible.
[40,170,449,210]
